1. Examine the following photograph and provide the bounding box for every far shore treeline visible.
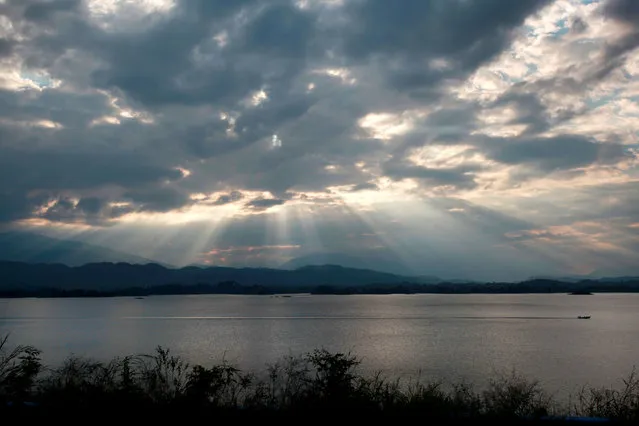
[0,261,638,297]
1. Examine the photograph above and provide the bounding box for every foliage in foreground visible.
[0,335,638,421]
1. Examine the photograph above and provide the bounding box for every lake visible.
[1,294,637,398]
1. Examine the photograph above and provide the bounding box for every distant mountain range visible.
[528,274,639,283]
[0,231,442,278]
[0,231,158,266]
[1,261,638,297]
[1,232,637,296]
[0,261,438,292]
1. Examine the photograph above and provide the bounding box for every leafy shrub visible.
[483,371,551,418]
[0,334,42,404]
[186,362,253,408]
[575,368,639,421]
[2,337,638,422]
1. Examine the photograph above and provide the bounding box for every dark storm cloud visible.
[40,197,75,220]
[185,93,316,159]
[2,0,551,201]
[0,88,113,128]
[0,193,45,223]
[37,195,136,225]
[482,135,628,172]
[490,92,556,135]
[0,39,15,57]
[397,104,480,153]
[560,0,639,85]
[178,83,387,197]
[33,189,198,225]
[598,0,639,80]
[123,187,192,213]
[487,78,591,141]
[7,0,263,106]
[0,120,187,222]
[213,191,244,206]
[0,0,632,235]
[344,0,551,58]
[604,0,639,23]
[38,196,101,223]
[231,149,369,195]
[0,0,332,223]
[75,197,105,215]
[350,182,378,192]
[246,198,286,210]
[23,0,81,22]
[0,0,78,19]
[571,16,588,34]
[0,148,182,193]
[238,3,315,57]
[383,161,479,190]
[341,0,551,92]
[88,0,315,108]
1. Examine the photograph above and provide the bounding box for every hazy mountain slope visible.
[0,261,432,291]
[282,253,442,283]
[0,231,158,266]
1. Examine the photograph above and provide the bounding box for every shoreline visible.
[1,289,639,298]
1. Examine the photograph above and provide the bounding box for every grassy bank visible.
[1,335,637,422]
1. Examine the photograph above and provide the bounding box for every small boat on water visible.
[578,315,591,319]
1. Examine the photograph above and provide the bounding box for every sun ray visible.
[290,203,324,255]
[337,201,420,274]
[260,205,297,266]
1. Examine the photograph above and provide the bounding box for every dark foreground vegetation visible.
[1,336,637,423]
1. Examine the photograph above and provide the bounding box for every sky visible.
[1,0,639,281]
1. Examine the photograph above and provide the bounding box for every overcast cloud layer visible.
[1,0,638,280]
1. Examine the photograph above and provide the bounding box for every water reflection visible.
[1,293,637,397]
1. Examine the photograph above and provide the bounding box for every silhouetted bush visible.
[575,368,639,421]
[186,362,254,408]
[0,335,42,404]
[483,371,551,419]
[2,334,638,422]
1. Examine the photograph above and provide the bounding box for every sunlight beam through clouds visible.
[1,0,639,279]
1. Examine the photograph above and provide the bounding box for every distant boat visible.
[578,315,591,319]
[570,291,593,295]
[134,297,145,300]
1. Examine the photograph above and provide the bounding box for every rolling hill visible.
[0,231,158,266]
[0,261,432,291]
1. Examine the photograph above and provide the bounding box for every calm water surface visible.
[1,294,637,396]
